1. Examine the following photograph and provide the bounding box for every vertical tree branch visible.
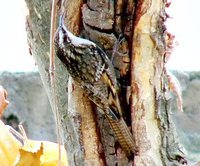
[131,1,164,165]
[131,0,187,165]
[49,0,62,164]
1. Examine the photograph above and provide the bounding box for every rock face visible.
[0,71,56,142]
[171,71,200,163]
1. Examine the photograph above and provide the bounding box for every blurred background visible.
[0,0,200,164]
[0,0,56,142]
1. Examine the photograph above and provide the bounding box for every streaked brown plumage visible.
[54,15,135,155]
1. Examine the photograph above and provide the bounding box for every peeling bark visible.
[131,0,187,165]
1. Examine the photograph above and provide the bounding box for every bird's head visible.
[54,14,70,50]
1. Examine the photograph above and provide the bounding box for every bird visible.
[54,14,136,155]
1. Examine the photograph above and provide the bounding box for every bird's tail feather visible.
[106,115,136,156]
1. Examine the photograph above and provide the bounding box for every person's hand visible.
[0,86,9,117]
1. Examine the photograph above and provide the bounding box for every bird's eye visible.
[63,35,68,43]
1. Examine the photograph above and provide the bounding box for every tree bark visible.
[25,0,187,165]
[131,0,187,165]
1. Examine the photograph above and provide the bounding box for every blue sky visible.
[0,0,199,72]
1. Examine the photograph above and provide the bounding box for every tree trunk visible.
[25,0,187,165]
